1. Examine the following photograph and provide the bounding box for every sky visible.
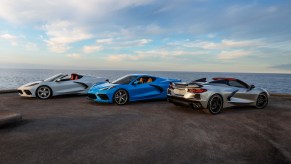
[0,0,291,73]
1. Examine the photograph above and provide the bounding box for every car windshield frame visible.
[44,74,66,82]
[112,75,138,84]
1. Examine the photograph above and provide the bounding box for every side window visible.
[147,77,156,83]
[136,77,148,84]
[228,80,247,88]
[136,76,156,84]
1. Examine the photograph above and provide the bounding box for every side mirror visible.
[106,79,110,83]
[248,84,255,91]
[56,79,61,82]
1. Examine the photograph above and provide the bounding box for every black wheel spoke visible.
[37,86,51,99]
[209,95,222,114]
[115,90,128,105]
[256,94,268,108]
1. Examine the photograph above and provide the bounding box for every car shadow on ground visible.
[0,119,30,130]
[16,94,270,115]
[87,99,168,107]
[169,105,264,115]
[17,94,87,100]
[221,106,264,114]
[50,94,87,99]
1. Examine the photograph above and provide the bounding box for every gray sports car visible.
[18,73,107,99]
[167,77,269,114]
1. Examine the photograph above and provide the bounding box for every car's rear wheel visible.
[203,94,223,115]
[114,89,128,105]
[256,93,268,109]
[36,86,52,99]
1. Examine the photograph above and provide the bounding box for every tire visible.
[255,93,268,109]
[203,94,223,115]
[36,86,52,99]
[113,89,129,105]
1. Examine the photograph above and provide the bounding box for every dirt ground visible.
[0,93,291,164]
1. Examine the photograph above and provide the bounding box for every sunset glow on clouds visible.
[0,0,290,73]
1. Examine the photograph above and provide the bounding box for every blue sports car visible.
[87,74,181,105]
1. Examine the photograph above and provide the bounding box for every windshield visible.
[44,74,66,82]
[112,75,138,84]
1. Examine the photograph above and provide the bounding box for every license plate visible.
[174,89,186,95]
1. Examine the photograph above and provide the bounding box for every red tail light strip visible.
[187,88,207,93]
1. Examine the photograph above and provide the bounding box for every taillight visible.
[188,88,207,93]
[169,82,174,89]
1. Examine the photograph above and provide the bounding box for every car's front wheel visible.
[255,93,268,109]
[114,89,128,105]
[36,86,52,99]
[203,94,223,114]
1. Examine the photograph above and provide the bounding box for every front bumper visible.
[87,90,114,103]
[17,86,36,97]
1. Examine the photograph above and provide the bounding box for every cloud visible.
[201,39,263,50]
[0,33,17,40]
[83,45,103,53]
[82,38,151,53]
[120,39,152,46]
[24,42,38,51]
[1,0,291,73]
[0,0,154,23]
[96,38,114,44]
[135,49,201,57]
[43,20,93,53]
[169,39,263,50]
[106,54,134,62]
[217,50,251,60]
[100,24,165,39]
[67,53,81,59]
[142,24,164,35]
[270,63,291,70]
[220,40,262,48]
[94,38,151,47]
[0,33,18,46]
[106,49,204,62]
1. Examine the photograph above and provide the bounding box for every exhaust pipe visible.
[192,103,201,109]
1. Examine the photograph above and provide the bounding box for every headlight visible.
[27,83,39,87]
[100,86,115,90]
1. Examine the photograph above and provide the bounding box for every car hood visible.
[90,82,119,90]
[19,81,42,88]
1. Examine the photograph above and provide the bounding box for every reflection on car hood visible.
[91,82,119,89]
[22,81,43,87]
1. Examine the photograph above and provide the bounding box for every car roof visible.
[127,74,151,77]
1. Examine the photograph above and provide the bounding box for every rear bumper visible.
[167,95,207,109]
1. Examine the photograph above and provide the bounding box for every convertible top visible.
[212,77,237,81]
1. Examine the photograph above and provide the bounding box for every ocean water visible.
[0,68,290,94]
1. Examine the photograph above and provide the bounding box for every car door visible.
[52,78,84,95]
[129,76,162,101]
[228,80,257,103]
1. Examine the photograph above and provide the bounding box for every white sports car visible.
[17,73,107,99]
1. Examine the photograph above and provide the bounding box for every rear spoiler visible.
[192,78,207,83]
[169,77,206,88]
[170,82,203,88]
[187,82,203,87]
